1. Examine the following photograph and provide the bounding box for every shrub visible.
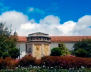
[75,48,87,57]
[34,59,41,66]
[0,51,3,57]
[2,52,10,59]
[41,56,91,69]
[73,39,91,57]
[19,55,36,67]
[8,48,20,59]
[10,59,19,69]
[41,56,57,68]
[3,57,12,69]
[0,58,4,69]
[50,48,62,56]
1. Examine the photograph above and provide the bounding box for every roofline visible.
[29,32,48,35]
[17,36,91,42]
[18,36,91,37]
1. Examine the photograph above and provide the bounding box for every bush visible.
[0,58,4,69]
[1,56,91,69]
[75,48,87,57]
[41,56,91,69]
[0,51,3,57]
[3,57,12,69]
[8,48,20,59]
[41,56,54,68]
[2,52,10,59]
[34,59,41,66]
[10,59,19,69]
[73,39,91,57]
[50,48,62,56]
[3,57,19,69]
[19,55,36,67]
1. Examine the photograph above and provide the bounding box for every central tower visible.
[26,32,51,59]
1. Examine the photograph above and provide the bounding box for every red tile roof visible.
[17,36,91,42]
[18,36,27,42]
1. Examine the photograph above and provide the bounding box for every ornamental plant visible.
[19,55,36,67]
[41,56,91,69]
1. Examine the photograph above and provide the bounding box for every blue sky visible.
[0,0,91,36]
[0,0,91,23]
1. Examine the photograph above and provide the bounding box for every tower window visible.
[28,47,32,53]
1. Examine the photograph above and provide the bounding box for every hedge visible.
[0,56,91,69]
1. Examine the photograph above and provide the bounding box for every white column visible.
[32,44,35,57]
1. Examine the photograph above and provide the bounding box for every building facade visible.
[17,32,91,58]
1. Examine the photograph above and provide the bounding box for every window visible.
[58,44,61,47]
[28,44,32,53]
[28,47,32,53]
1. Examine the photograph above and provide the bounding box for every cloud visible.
[39,15,60,24]
[28,7,34,12]
[27,7,45,14]
[0,11,28,29]
[72,15,91,35]
[0,11,91,36]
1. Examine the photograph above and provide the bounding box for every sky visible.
[0,0,91,36]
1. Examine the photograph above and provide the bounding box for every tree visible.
[59,43,70,56]
[50,47,62,56]
[0,22,18,58]
[73,39,91,57]
[8,48,20,59]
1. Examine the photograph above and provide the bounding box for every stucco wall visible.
[16,42,26,52]
[16,42,26,58]
[50,42,75,50]
[65,42,75,50]
[50,43,58,49]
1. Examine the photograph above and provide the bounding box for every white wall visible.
[16,42,26,58]
[50,43,58,49]
[50,42,75,50]
[64,42,75,50]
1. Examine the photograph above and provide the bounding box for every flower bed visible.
[0,56,91,70]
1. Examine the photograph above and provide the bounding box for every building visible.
[17,32,91,59]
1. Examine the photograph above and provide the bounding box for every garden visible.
[1,56,91,72]
[1,22,91,72]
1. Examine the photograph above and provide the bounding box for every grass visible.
[1,68,91,72]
